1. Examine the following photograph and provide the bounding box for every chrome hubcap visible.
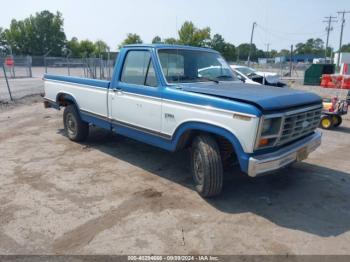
[66,113,77,136]
[193,150,204,185]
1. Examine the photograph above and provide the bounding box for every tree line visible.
[1,10,350,61]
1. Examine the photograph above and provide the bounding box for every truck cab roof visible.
[123,44,219,53]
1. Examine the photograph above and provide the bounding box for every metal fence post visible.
[107,50,111,80]
[28,55,32,78]
[67,57,70,76]
[2,64,13,101]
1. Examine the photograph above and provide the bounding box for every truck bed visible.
[44,74,110,118]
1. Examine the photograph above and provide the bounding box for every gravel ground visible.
[0,99,350,255]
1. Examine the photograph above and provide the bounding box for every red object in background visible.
[321,74,331,87]
[342,76,350,89]
[320,74,350,89]
[5,57,14,67]
[343,64,349,75]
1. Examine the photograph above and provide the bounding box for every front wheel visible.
[190,135,223,197]
[63,104,89,142]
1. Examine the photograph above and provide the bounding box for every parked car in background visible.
[229,66,261,85]
[231,65,286,87]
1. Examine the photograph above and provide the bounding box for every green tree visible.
[163,37,178,44]
[66,37,80,57]
[210,34,236,61]
[94,40,109,55]
[236,43,253,61]
[4,10,66,56]
[269,49,278,58]
[0,27,6,46]
[119,33,142,48]
[295,38,325,56]
[3,20,28,55]
[79,40,95,57]
[210,34,226,52]
[152,36,162,44]
[0,27,8,55]
[178,21,211,47]
[341,43,350,52]
[278,49,290,57]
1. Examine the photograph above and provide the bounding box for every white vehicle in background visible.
[230,65,286,87]
[230,67,261,85]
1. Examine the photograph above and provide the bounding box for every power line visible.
[264,43,271,58]
[257,25,329,42]
[323,16,337,58]
[257,24,326,36]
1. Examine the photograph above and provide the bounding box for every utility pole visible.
[337,10,350,68]
[247,22,257,67]
[289,45,293,77]
[323,16,337,59]
[264,43,270,58]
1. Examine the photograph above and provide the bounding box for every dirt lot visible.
[1,96,350,255]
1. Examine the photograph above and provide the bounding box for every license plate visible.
[297,147,308,161]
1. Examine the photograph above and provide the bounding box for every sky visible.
[0,0,349,52]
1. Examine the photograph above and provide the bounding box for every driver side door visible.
[109,50,162,133]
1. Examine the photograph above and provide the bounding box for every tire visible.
[332,115,342,127]
[320,115,333,129]
[63,104,89,142]
[190,134,223,197]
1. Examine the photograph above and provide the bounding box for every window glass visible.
[235,66,256,76]
[158,49,235,83]
[145,62,157,87]
[121,51,157,86]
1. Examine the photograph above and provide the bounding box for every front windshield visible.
[235,66,256,76]
[158,49,235,83]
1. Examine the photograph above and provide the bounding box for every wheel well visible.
[176,130,236,161]
[56,93,75,107]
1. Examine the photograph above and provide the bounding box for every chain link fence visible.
[0,56,32,78]
[1,54,117,80]
[42,56,115,80]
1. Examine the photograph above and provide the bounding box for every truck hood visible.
[179,82,322,112]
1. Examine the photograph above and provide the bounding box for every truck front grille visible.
[276,107,322,146]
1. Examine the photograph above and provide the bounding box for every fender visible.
[55,92,86,121]
[171,121,250,172]
[56,92,80,108]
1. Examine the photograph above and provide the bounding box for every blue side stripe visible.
[80,111,250,173]
[44,74,110,88]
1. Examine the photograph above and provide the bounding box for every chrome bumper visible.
[248,131,322,177]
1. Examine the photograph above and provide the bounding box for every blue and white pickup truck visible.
[43,44,322,197]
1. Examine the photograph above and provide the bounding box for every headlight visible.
[261,117,282,136]
[256,117,283,149]
[262,119,273,134]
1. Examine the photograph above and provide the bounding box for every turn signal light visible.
[259,138,269,147]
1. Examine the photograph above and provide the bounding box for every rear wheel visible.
[332,115,342,127]
[63,104,89,142]
[190,135,223,197]
[320,115,333,129]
